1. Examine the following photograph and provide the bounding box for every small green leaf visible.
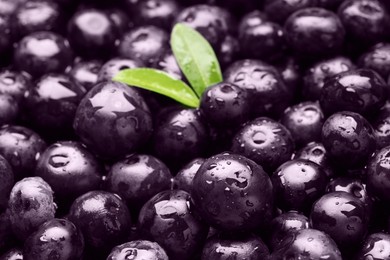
[113,68,200,108]
[171,23,223,98]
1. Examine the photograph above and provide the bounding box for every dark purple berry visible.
[138,190,208,260]
[8,177,56,240]
[191,153,274,232]
[107,240,169,260]
[69,59,103,91]
[23,218,84,260]
[73,81,153,160]
[173,158,205,193]
[231,117,295,173]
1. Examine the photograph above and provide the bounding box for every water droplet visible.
[207,163,217,170]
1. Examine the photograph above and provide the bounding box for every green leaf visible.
[113,68,200,108]
[171,23,223,98]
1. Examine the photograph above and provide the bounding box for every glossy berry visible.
[191,153,274,232]
[338,0,390,46]
[67,191,131,251]
[271,228,342,260]
[239,21,286,62]
[14,32,73,78]
[0,70,32,103]
[173,158,205,193]
[138,190,208,260]
[132,0,180,30]
[23,218,84,260]
[24,73,86,139]
[67,9,119,59]
[281,101,324,147]
[175,4,235,48]
[321,111,376,169]
[0,155,13,211]
[35,141,103,201]
[310,191,369,250]
[73,81,153,160]
[356,233,390,260]
[0,125,46,179]
[284,8,345,58]
[201,234,269,260]
[320,69,388,116]
[231,117,295,173]
[268,211,310,251]
[153,108,208,169]
[272,159,328,212]
[107,154,172,209]
[11,0,62,40]
[200,82,250,127]
[358,43,390,80]
[8,177,56,240]
[224,59,293,118]
[367,146,390,202]
[263,0,315,24]
[303,56,355,101]
[118,26,168,66]
[97,57,144,83]
[69,59,103,91]
[107,240,169,260]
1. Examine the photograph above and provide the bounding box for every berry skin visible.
[367,146,390,202]
[67,191,132,251]
[310,191,370,251]
[14,32,73,78]
[8,177,56,240]
[191,153,274,232]
[69,59,103,91]
[284,7,345,59]
[138,190,208,260]
[320,69,388,117]
[358,42,390,80]
[199,82,250,127]
[73,81,153,160]
[321,111,376,169]
[356,233,390,260]
[23,218,84,260]
[0,155,13,211]
[231,117,295,173]
[67,9,119,59]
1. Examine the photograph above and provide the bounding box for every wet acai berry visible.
[35,141,103,202]
[173,158,205,193]
[321,111,377,169]
[320,69,388,117]
[199,82,250,127]
[191,153,274,232]
[8,177,56,240]
[0,125,46,179]
[118,25,169,66]
[310,191,369,252]
[272,159,328,213]
[138,189,208,260]
[231,117,295,173]
[67,191,132,251]
[106,154,172,209]
[356,232,390,260]
[73,81,153,160]
[224,59,293,118]
[13,31,73,78]
[268,211,311,251]
[284,7,345,59]
[69,59,103,91]
[23,218,84,260]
